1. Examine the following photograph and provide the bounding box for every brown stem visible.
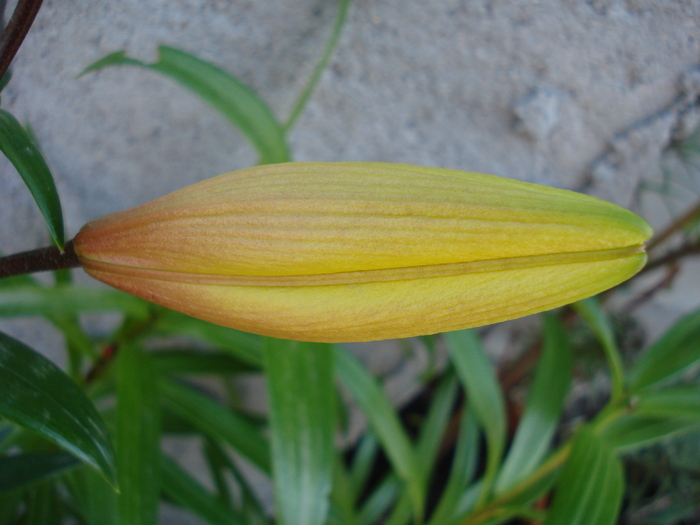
[639,241,700,276]
[0,240,80,278]
[0,0,44,82]
[646,199,700,252]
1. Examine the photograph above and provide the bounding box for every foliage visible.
[1,0,700,523]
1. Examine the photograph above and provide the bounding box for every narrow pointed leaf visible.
[82,47,289,164]
[116,345,161,525]
[495,314,572,493]
[265,338,335,525]
[633,385,700,419]
[574,297,624,399]
[544,428,623,525]
[0,109,64,248]
[0,285,150,318]
[428,408,480,525]
[0,331,116,485]
[145,310,263,368]
[161,454,245,525]
[334,346,424,520]
[629,308,700,392]
[446,329,506,506]
[66,465,118,525]
[599,414,700,452]
[160,379,270,474]
[153,349,256,375]
[0,452,79,493]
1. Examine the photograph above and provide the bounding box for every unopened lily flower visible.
[74,162,651,342]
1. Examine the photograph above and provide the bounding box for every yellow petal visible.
[74,162,652,342]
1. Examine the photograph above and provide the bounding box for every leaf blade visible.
[265,338,336,525]
[0,331,116,486]
[0,109,64,248]
[82,47,290,164]
[495,314,572,493]
[445,329,506,507]
[0,452,79,493]
[116,345,161,525]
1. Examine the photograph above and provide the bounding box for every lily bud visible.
[74,162,651,342]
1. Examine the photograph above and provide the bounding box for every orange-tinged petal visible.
[74,162,652,342]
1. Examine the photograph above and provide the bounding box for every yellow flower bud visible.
[74,162,651,342]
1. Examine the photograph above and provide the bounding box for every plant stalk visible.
[0,240,80,278]
[0,0,44,82]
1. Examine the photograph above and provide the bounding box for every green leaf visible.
[428,408,480,525]
[633,385,700,419]
[349,432,379,499]
[544,428,623,525]
[357,476,400,525]
[0,285,150,318]
[574,297,625,400]
[116,345,161,525]
[202,438,267,522]
[495,314,572,494]
[629,308,700,392]
[384,373,459,525]
[334,345,424,521]
[445,329,506,507]
[160,379,270,474]
[161,454,245,525]
[598,414,700,452]
[153,349,257,375]
[0,109,64,248]
[330,457,358,525]
[65,465,118,525]
[0,70,12,92]
[0,452,79,493]
[283,0,351,131]
[0,331,116,486]
[264,338,335,525]
[82,47,290,164]
[145,310,263,368]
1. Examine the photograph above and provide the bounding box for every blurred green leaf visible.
[82,47,290,164]
[161,379,270,474]
[384,374,459,525]
[283,0,351,132]
[0,452,78,493]
[629,308,700,392]
[116,345,161,525]
[265,338,335,525]
[0,285,150,318]
[153,349,257,376]
[0,109,64,248]
[145,310,263,368]
[598,414,700,452]
[349,432,379,499]
[0,70,12,92]
[495,314,572,494]
[633,385,700,419]
[445,329,506,507]
[428,408,480,525]
[25,483,60,525]
[161,454,245,525]
[330,457,358,525]
[544,427,623,525]
[66,465,118,525]
[334,345,424,521]
[574,297,625,400]
[0,331,116,486]
[357,476,400,525]
[0,489,23,525]
[203,438,267,522]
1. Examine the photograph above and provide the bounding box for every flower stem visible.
[0,0,44,81]
[0,240,80,279]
